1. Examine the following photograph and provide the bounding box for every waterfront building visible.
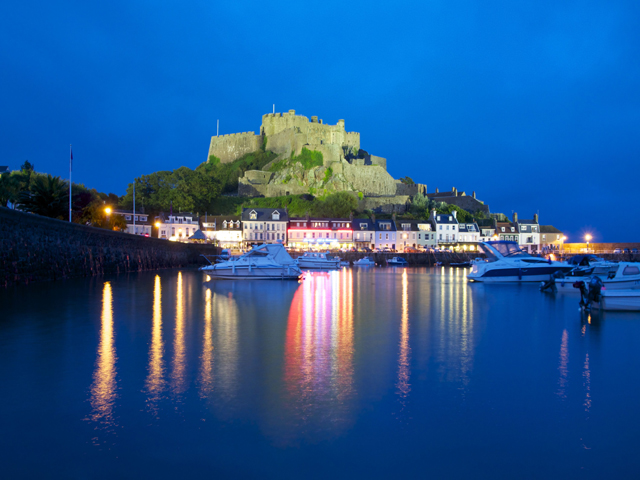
[476,218,496,242]
[540,225,565,252]
[353,218,376,250]
[496,220,518,242]
[111,209,152,237]
[374,219,397,251]
[158,212,199,241]
[287,217,354,250]
[200,215,242,249]
[397,219,440,251]
[514,213,540,253]
[429,208,459,249]
[242,208,288,247]
[457,222,481,252]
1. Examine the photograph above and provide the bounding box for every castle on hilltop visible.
[206,109,488,215]
[207,109,387,168]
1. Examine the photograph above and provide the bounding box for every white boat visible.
[552,262,640,294]
[339,260,350,267]
[468,241,573,283]
[574,276,640,311]
[296,251,340,269]
[387,257,408,266]
[354,257,375,266]
[594,289,640,311]
[200,243,302,280]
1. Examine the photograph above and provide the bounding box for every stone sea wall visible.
[0,207,219,287]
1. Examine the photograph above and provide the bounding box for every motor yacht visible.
[200,243,302,280]
[467,241,573,283]
[387,257,408,266]
[296,251,340,269]
[354,257,375,266]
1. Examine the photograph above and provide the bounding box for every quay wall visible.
[0,207,219,287]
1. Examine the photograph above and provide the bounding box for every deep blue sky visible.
[2,1,639,241]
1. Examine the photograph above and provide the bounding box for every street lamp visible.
[585,234,592,252]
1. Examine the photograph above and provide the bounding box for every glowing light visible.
[170,272,186,395]
[105,207,112,215]
[145,275,165,413]
[155,221,161,228]
[585,234,592,242]
[89,282,117,428]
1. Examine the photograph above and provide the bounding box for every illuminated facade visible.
[396,220,437,251]
[288,218,354,250]
[374,219,397,251]
[201,215,242,248]
[112,209,152,236]
[353,219,375,250]
[242,208,288,247]
[430,208,459,248]
[158,213,199,241]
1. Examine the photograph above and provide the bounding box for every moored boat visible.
[387,257,408,266]
[200,243,302,280]
[574,276,640,311]
[548,261,640,294]
[468,241,573,283]
[296,251,340,269]
[354,257,375,266]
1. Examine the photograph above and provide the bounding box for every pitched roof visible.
[432,213,459,224]
[241,208,289,222]
[540,225,563,234]
[458,223,479,233]
[375,219,397,231]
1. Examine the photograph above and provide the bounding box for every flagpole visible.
[133,181,136,235]
[69,145,72,222]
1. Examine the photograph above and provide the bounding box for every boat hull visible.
[593,290,640,311]
[555,277,640,294]
[297,260,340,269]
[468,266,573,283]
[202,265,301,280]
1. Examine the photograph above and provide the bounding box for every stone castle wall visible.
[208,132,261,163]
[0,207,219,287]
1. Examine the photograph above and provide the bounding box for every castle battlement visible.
[208,109,368,165]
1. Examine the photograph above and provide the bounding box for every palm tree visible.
[18,174,69,219]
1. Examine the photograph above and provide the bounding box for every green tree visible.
[312,192,358,218]
[17,174,69,219]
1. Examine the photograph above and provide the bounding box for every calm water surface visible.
[1,267,639,478]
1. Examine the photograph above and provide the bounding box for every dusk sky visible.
[2,0,639,241]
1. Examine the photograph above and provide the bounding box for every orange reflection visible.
[145,275,165,413]
[583,353,591,412]
[557,329,569,399]
[282,270,355,439]
[396,269,411,402]
[89,281,118,428]
[170,272,186,396]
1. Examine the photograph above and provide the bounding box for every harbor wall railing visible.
[289,250,478,266]
[0,207,219,287]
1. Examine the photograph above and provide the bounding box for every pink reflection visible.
[282,270,355,440]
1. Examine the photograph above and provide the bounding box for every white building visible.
[158,213,199,241]
[242,208,289,247]
[353,219,376,250]
[374,219,397,251]
[201,215,242,248]
[112,209,152,237]
[430,209,459,247]
[514,213,540,253]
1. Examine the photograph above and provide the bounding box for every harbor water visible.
[1,267,639,478]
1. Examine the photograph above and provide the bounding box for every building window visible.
[385,233,389,240]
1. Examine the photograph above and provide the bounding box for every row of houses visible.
[111,207,564,253]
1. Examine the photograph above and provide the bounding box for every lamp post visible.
[155,221,161,239]
[105,207,112,229]
[585,234,592,253]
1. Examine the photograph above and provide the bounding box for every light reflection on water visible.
[14,266,633,476]
[280,270,355,442]
[145,275,165,414]
[89,282,117,430]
